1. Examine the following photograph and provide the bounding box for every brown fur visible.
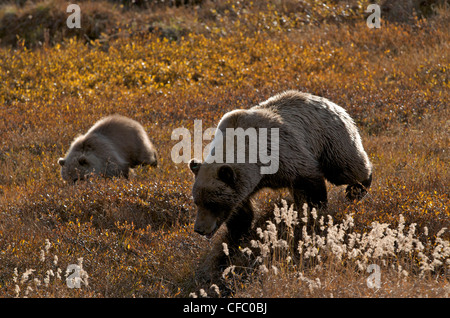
[189,90,372,243]
[58,115,157,182]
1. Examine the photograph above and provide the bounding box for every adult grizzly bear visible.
[58,115,158,182]
[189,90,372,242]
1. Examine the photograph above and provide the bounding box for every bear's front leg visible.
[225,198,254,244]
[292,177,328,211]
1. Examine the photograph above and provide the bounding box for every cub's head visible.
[58,137,104,183]
[189,159,240,239]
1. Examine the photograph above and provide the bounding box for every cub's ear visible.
[218,164,235,185]
[189,159,202,175]
[58,158,66,166]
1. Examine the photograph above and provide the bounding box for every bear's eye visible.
[78,158,88,166]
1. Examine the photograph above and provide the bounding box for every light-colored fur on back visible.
[253,90,372,185]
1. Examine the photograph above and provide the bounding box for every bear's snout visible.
[194,210,219,239]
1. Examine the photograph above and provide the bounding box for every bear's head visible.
[58,137,106,183]
[189,159,243,239]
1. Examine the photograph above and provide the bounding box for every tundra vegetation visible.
[0,0,448,297]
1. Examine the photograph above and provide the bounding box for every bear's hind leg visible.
[225,198,254,244]
[345,172,372,201]
[292,177,328,211]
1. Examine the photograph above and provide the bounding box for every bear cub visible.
[189,90,372,243]
[58,115,158,182]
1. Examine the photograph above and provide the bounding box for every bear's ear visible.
[58,158,66,166]
[189,159,202,175]
[218,164,235,185]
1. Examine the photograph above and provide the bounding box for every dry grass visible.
[0,0,448,297]
[214,201,449,298]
